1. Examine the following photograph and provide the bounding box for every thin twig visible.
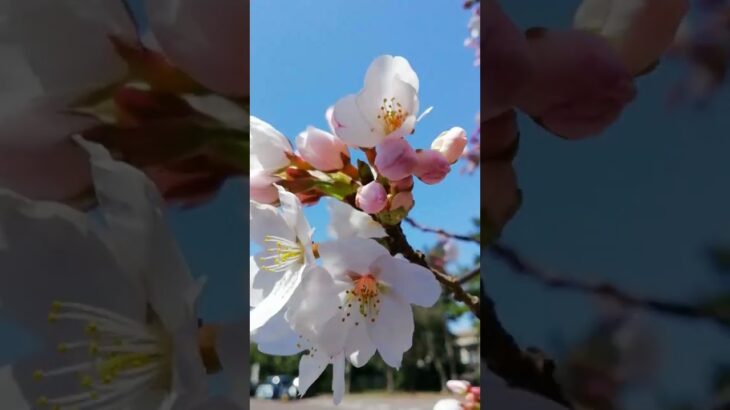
[459,266,481,285]
[489,242,730,330]
[403,217,480,244]
[384,223,481,318]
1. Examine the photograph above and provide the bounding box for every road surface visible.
[250,393,444,410]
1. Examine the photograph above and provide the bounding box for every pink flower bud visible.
[356,181,387,214]
[391,176,414,191]
[431,127,468,163]
[414,150,450,185]
[390,191,414,212]
[446,380,471,395]
[296,126,349,171]
[250,172,279,204]
[374,137,417,181]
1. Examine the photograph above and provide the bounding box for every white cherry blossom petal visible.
[297,350,330,397]
[250,201,296,246]
[213,321,250,408]
[249,264,306,332]
[344,320,377,368]
[318,238,390,282]
[363,55,419,95]
[285,266,340,345]
[372,254,442,307]
[76,137,197,332]
[331,93,380,148]
[0,189,146,341]
[250,116,292,173]
[331,352,345,405]
[250,255,281,307]
[252,312,302,356]
[367,293,413,369]
[326,198,386,239]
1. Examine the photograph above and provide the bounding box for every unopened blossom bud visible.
[391,176,414,191]
[250,172,279,204]
[447,380,471,395]
[296,126,349,171]
[414,150,450,185]
[390,191,414,212]
[356,181,387,214]
[251,116,293,172]
[374,137,417,181]
[431,127,468,163]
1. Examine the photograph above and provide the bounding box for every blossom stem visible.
[382,223,480,318]
[483,288,575,408]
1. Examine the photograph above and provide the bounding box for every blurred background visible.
[487,1,730,409]
[250,0,480,407]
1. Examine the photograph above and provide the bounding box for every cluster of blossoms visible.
[464,2,481,67]
[0,0,248,208]
[485,0,689,243]
[434,380,481,410]
[249,55,469,403]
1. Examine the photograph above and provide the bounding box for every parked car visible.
[253,375,299,400]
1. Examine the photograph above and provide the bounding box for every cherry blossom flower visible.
[332,55,422,148]
[249,186,317,333]
[0,137,209,409]
[0,0,134,201]
[0,1,249,208]
[252,313,347,404]
[326,198,387,240]
[314,238,442,368]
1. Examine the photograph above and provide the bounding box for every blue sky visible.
[250,0,481,316]
[490,1,730,409]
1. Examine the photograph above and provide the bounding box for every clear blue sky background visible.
[250,1,481,328]
[489,1,730,409]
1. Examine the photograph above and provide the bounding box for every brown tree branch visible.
[402,219,574,406]
[404,217,480,244]
[459,266,481,285]
[383,223,481,318]
[489,242,730,330]
[483,289,575,408]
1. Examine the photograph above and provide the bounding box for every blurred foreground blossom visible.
[0,0,249,209]
[515,28,636,139]
[573,0,689,75]
[0,138,212,409]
